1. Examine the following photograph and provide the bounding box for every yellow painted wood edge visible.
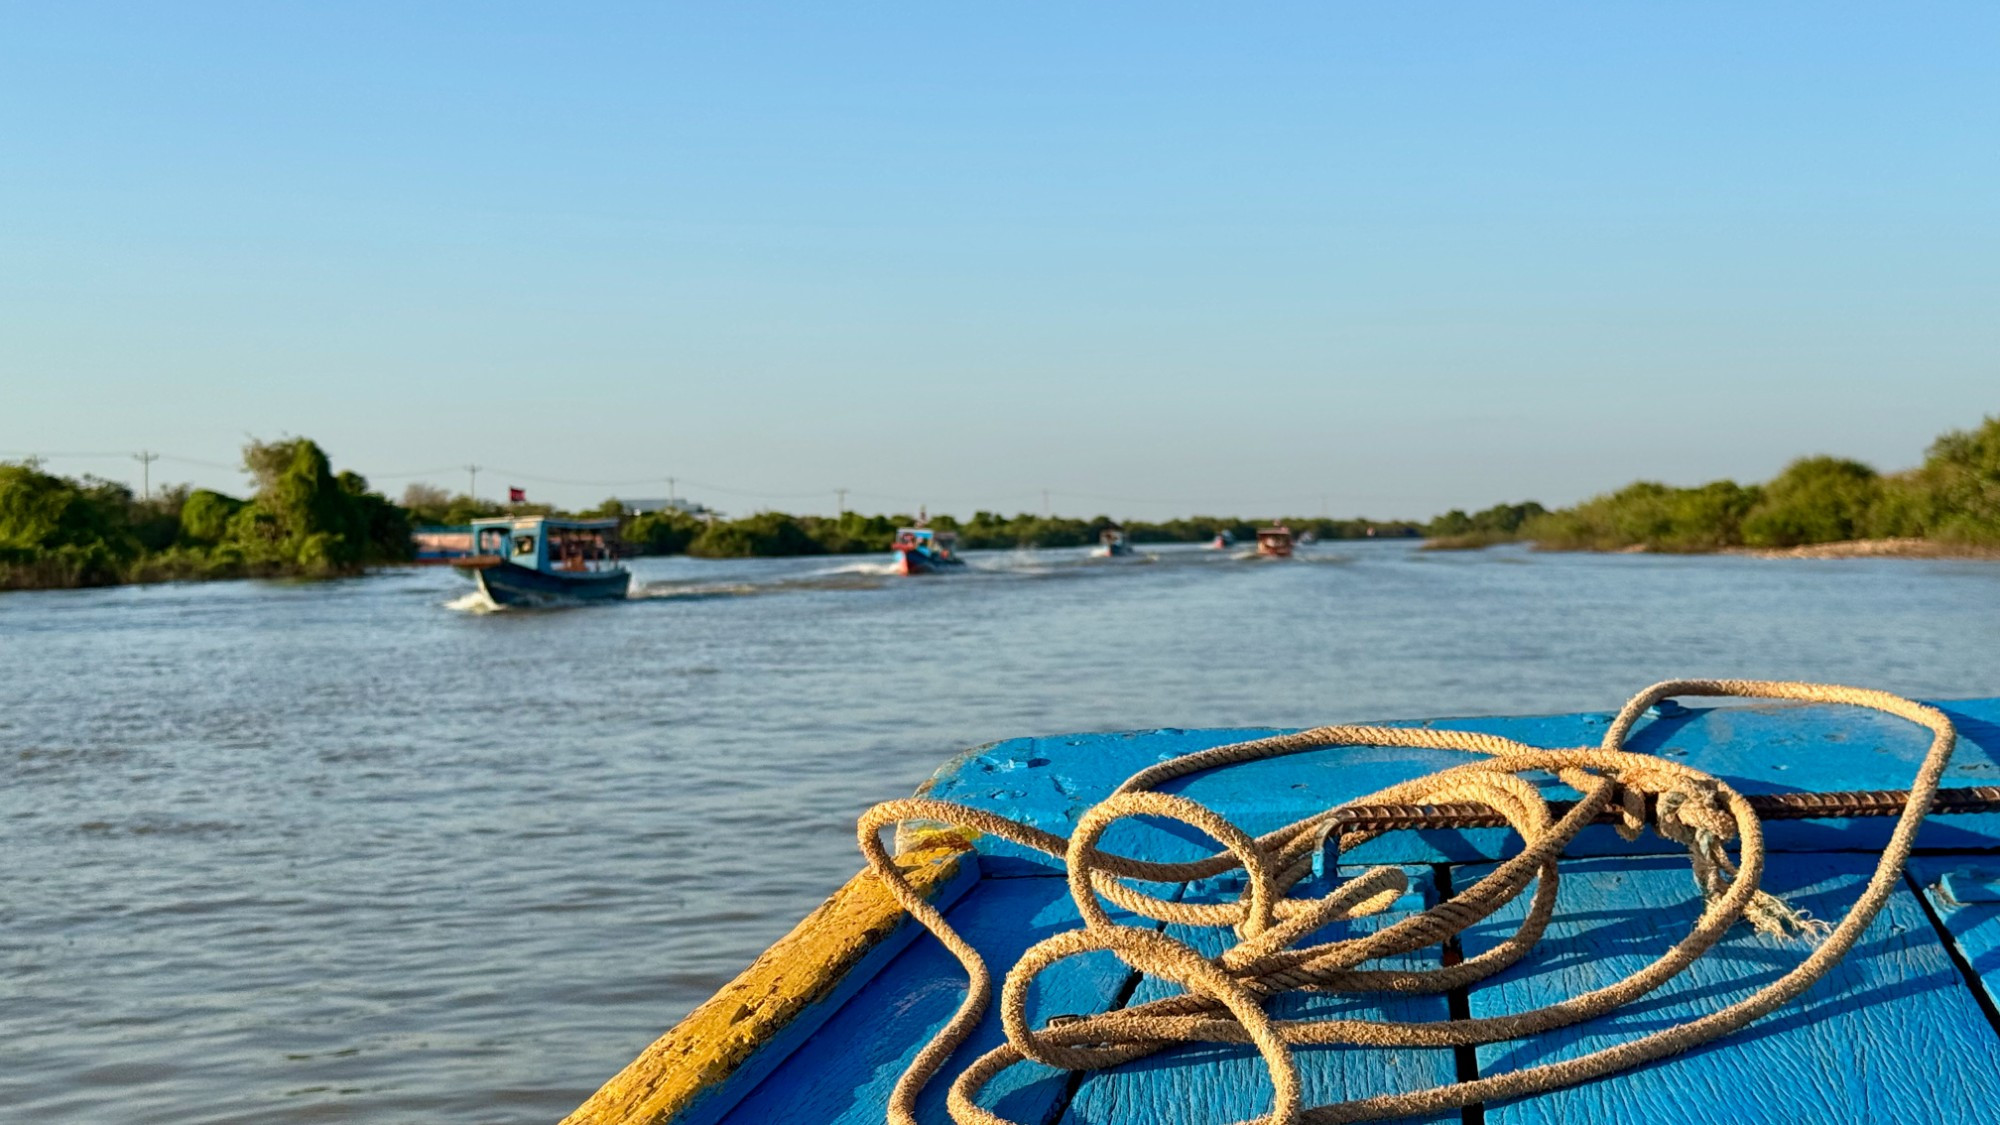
[560,828,977,1125]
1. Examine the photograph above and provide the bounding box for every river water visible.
[4,541,1998,1122]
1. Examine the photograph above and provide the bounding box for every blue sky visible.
[3,3,1995,518]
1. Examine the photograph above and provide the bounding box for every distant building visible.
[411,525,473,564]
[616,497,712,518]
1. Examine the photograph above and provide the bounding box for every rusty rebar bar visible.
[1326,784,2000,833]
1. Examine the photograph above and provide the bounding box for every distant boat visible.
[890,526,964,575]
[1207,530,1235,550]
[1089,528,1134,558]
[453,516,630,605]
[1255,525,1295,558]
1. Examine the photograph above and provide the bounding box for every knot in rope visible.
[856,679,1957,1125]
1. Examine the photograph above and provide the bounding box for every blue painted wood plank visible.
[1910,856,2000,1014]
[922,698,2000,869]
[1059,866,1456,1125]
[1459,853,2000,1124]
[718,875,1156,1125]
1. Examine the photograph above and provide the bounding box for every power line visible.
[361,464,467,480]
[154,453,239,471]
[485,467,841,501]
[0,450,135,459]
[2,448,1437,515]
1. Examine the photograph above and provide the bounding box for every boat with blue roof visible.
[453,515,630,606]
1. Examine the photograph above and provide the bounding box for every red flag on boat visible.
[508,487,526,503]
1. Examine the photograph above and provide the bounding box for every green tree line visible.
[1,437,1423,587]
[2,438,411,589]
[1439,414,2000,553]
[9,414,1995,588]
[613,508,1422,559]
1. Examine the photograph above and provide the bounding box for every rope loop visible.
[861,679,1957,1125]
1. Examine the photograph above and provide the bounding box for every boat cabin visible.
[892,526,957,559]
[1255,525,1294,558]
[467,516,623,574]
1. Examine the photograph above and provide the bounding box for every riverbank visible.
[11,411,1996,590]
[1425,536,2000,560]
[1728,537,2000,561]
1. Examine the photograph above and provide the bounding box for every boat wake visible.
[629,581,769,601]
[812,560,903,578]
[630,566,901,600]
[443,589,502,613]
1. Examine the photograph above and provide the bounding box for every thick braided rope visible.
[853,680,1956,1125]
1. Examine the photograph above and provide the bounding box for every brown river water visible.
[4,541,1998,1122]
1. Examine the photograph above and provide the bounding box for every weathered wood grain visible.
[718,874,1157,1125]
[1459,853,2000,1124]
[1060,866,1456,1125]
[1910,856,2000,1013]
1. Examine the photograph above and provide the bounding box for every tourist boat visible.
[1255,525,1295,557]
[890,526,964,576]
[1089,528,1133,558]
[453,516,630,605]
[563,685,2000,1125]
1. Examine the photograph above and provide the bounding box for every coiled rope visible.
[855,679,1957,1125]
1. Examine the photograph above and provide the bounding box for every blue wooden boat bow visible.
[567,682,2000,1125]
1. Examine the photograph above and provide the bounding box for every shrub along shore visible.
[1433,414,2000,556]
[4,414,1997,591]
[1,438,411,590]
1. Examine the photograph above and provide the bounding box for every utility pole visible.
[1043,489,1051,518]
[835,488,848,516]
[465,464,481,499]
[666,476,676,504]
[133,451,159,500]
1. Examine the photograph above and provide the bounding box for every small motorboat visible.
[453,516,630,605]
[890,525,964,575]
[1089,528,1134,558]
[1255,525,1295,558]
[1207,530,1235,550]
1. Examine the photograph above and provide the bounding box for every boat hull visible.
[891,549,963,576]
[469,561,630,606]
[568,693,2000,1125]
